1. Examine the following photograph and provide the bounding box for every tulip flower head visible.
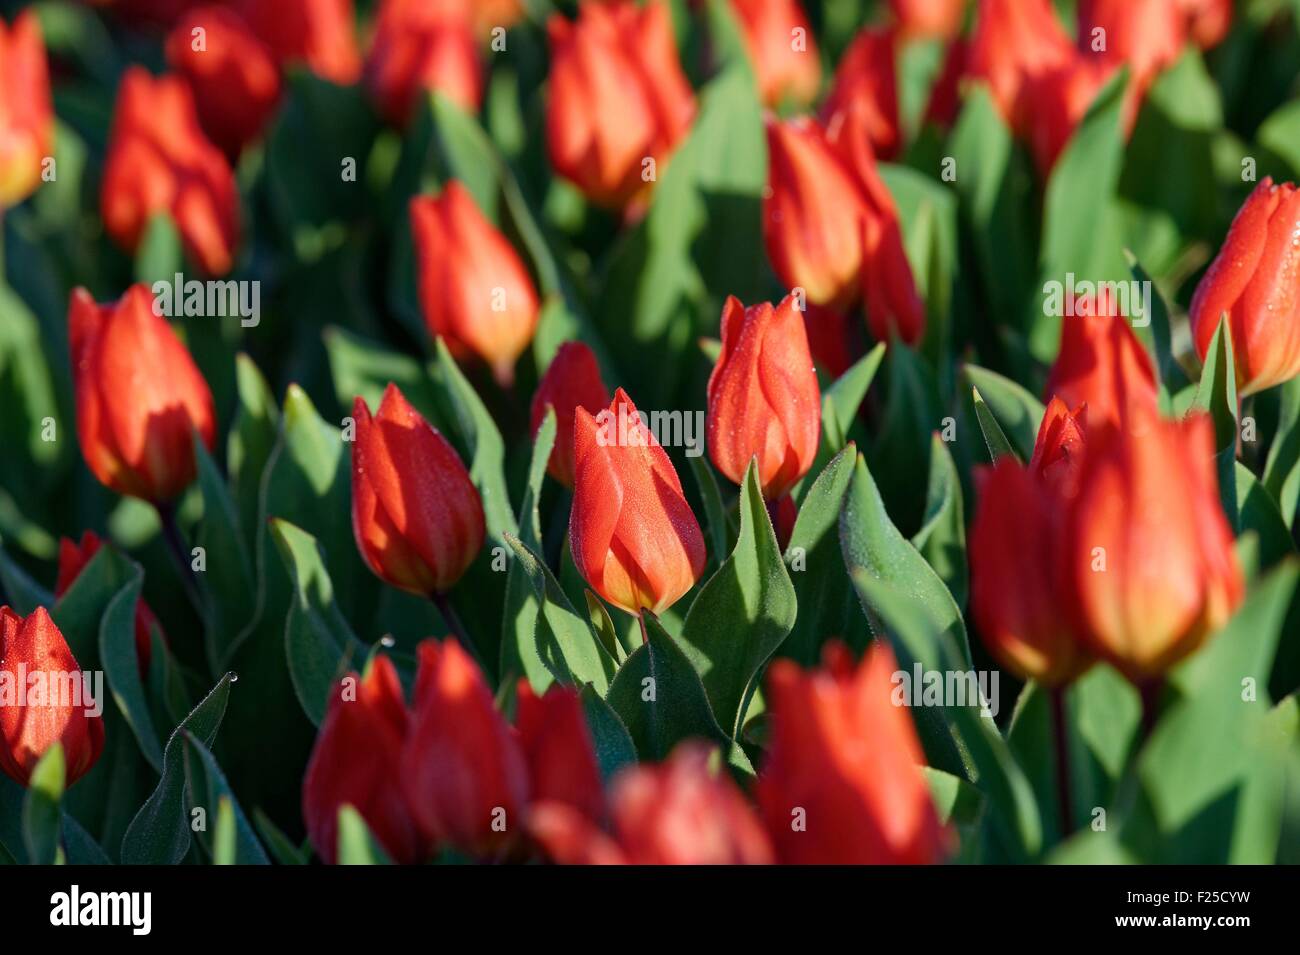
[364,0,482,127]
[569,389,707,616]
[529,341,611,489]
[56,532,161,673]
[515,680,606,824]
[1189,178,1300,396]
[234,0,360,84]
[0,11,53,209]
[0,607,105,788]
[820,26,900,161]
[69,285,216,504]
[968,0,1073,132]
[706,294,821,498]
[729,0,822,109]
[350,383,486,597]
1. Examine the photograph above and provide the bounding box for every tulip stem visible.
[1139,679,1163,741]
[1050,687,1074,839]
[431,590,482,665]
[156,503,203,615]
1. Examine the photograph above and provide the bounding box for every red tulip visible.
[890,0,966,39]
[0,607,105,788]
[1178,0,1232,49]
[350,383,485,596]
[69,285,216,503]
[87,1,205,28]
[515,681,605,823]
[410,181,540,386]
[1189,178,1300,396]
[820,26,900,161]
[756,642,947,864]
[1021,55,1110,175]
[529,342,611,489]
[968,0,1073,132]
[0,11,52,209]
[569,389,707,616]
[470,1,528,36]
[1062,413,1243,682]
[1044,289,1159,438]
[545,0,695,209]
[234,0,360,84]
[1076,0,1186,103]
[706,294,821,498]
[302,656,427,864]
[924,39,967,129]
[364,0,482,127]
[403,639,530,856]
[970,399,1093,686]
[729,0,821,108]
[165,6,282,157]
[530,742,774,864]
[100,67,240,276]
[56,532,161,673]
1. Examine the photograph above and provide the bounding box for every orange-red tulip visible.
[529,342,611,489]
[570,389,707,616]
[69,285,216,503]
[1178,0,1232,48]
[302,656,428,864]
[1062,413,1243,683]
[0,607,105,788]
[1044,289,1159,438]
[968,0,1073,132]
[729,0,821,108]
[101,67,240,276]
[350,383,485,596]
[970,398,1093,686]
[235,0,360,84]
[924,38,967,129]
[1076,0,1186,103]
[56,532,161,673]
[1189,178,1300,396]
[530,742,774,864]
[0,11,52,209]
[820,26,900,161]
[165,6,282,157]
[706,294,821,498]
[364,0,482,127]
[1021,55,1110,175]
[545,0,695,209]
[470,1,528,36]
[756,642,947,864]
[410,181,540,386]
[890,0,966,39]
[515,681,605,824]
[403,639,530,856]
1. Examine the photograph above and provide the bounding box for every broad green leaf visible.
[1126,253,1192,408]
[98,568,164,772]
[335,806,392,865]
[1193,316,1239,524]
[0,539,54,615]
[910,436,968,609]
[678,462,798,738]
[213,797,236,865]
[183,732,270,865]
[966,365,1045,461]
[134,213,181,286]
[194,438,256,672]
[253,809,309,865]
[580,685,638,782]
[228,354,280,555]
[687,454,730,564]
[1263,376,1300,529]
[1237,462,1295,570]
[869,342,938,533]
[501,408,556,690]
[324,326,444,428]
[23,744,65,865]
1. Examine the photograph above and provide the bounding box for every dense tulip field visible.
[0,0,1298,872]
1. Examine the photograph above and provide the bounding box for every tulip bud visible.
[56,532,161,674]
[968,0,1073,132]
[1021,56,1110,175]
[101,67,240,276]
[529,342,611,489]
[515,681,605,823]
[706,294,821,498]
[471,1,527,37]
[756,642,948,864]
[890,0,967,39]
[923,38,967,130]
[1044,289,1159,439]
[1063,413,1243,682]
[763,117,871,311]
[165,6,282,157]
[1178,0,1232,49]
[351,383,485,597]
[403,639,530,856]
[1076,0,1186,101]
[364,0,482,127]
[1189,178,1300,396]
[69,285,216,503]
[820,26,900,161]
[970,399,1094,686]
[545,0,695,209]
[410,181,540,387]
[0,12,53,210]
[0,607,105,788]
[302,656,427,864]
[729,0,822,109]
[570,389,707,616]
[530,742,774,864]
[234,0,360,84]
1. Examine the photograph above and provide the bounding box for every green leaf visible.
[228,354,280,555]
[182,732,270,865]
[925,766,985,828]
[213,797,236,865]
[335,806,391,865]
[98,567,164,772]
[869,342,939,533]
[1126,253,1192,407]
[504,535,616,695]
[678,462,797,738]
[1193,316,1240,524]
[0,539,54,615]
[23,744,65,865]
[253,808,309,865]
[271,519,365,726]
[910,436,968,609]
[121,673,235,865]
[687,454,730,564]
[966,365,1046,462]
[195,437,256,672]
[134,213,182,286]
[606,612,752,776]
[1237,462,1295,570]
[1263,376,1300,529]
[501,408,556,690]
[783,445,867,665]
[324,326,444,428]
[579,685,638,782]
[806,342,885,492]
